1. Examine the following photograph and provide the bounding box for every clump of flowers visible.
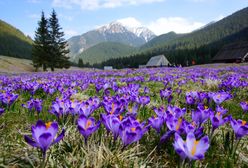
[24,120,65,165]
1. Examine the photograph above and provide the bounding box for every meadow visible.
[0,65,248,168]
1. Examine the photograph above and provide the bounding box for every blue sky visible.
[0,0,247,39]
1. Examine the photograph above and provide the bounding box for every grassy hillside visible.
[0,55,34,73]
[0,19,33,59]
[140,31,185,49]
[77,42,137,64]
[0,55,85,73]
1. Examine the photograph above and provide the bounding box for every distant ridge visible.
[76,41,137,64]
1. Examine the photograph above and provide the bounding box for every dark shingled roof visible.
[146,55,170,67]
[212,42,248,61]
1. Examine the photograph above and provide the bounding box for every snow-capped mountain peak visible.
[96,21,156,41]
[129,27,156,42]
[97,21,128,34]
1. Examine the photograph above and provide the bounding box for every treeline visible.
[93,46,214,69]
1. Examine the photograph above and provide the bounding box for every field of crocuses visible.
[0,65,248,167]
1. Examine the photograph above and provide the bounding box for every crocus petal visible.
[186,132,196,155]
[47,122,59,139]
[52,129,65,145]
[24,135,39,147]
[32,121,46,143]
[38,133,53,152]
[160,130,175,144]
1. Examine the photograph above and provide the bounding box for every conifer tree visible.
[32,11,50,71]
[78,58,84,67]
[48,9,70,71]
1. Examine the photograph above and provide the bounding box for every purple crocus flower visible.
[192,105,212,126]
[160,88,173,103]
[185,95,195,105]
[216,105,228,115]
[79,102,95,117]
[184,121,204,139]
[126,103,139,117]
[166,105,186,119]
[240,101,248,112]
[0,92,18,106]
[165,116,186,134]
[69,100,81,115]
[230,118,248,139]
[148,116,164,133]
[50,98,70,118]
[185,91,199,105]
[210,112,229,131]
[212,92,232,105]
[198,91,209,102]
[0,108,4,116]
[77,115,100,143]
[77,97,100,116]
[102,100,125,115]
[24,120,65,157]
[154,106,166,118]
[143,87,150,94]
[119,117,148,147]
[173,132,210,160]
[101,113,122,140]
[137,96,150,106]
[23,98,42,113]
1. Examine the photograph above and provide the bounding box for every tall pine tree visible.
[32,11,50,71]
[48,9,70,71]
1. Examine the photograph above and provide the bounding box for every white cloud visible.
[52,0,164,10]
[147,17,205,35]
[117,17,142,28]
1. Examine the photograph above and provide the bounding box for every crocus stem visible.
[41,152,46,168]
[210,128,215,141]
[179,159,185,168]
[232,139,241,162]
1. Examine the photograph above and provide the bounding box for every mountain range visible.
[100,7,248,68]
[67,22,156,62]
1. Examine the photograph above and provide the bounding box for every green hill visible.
[0,19,33,59]
[77,42,136,64]
[141,7,248,52]
[140,31,185,49]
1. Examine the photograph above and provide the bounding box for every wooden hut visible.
[212,42,248,63]
[146,55,170,67]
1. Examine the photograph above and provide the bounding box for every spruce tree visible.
[32,11,50,71]
[48,9,70,71]
[78,58,84,67]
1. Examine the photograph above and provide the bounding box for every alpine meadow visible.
[0,1,248,168]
